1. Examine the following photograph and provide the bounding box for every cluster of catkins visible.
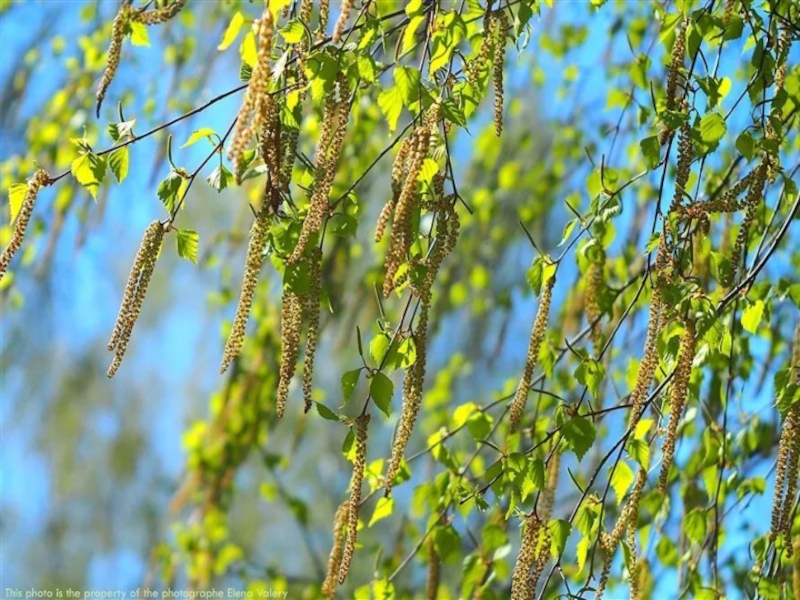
[277,246,323,417]
[465,11,509,137]
[384,199,460,496]
[322,413,370,592]
[107,221,164,377]
[377,105,441,298]
[659,24,686,143]
[228,8,275,179]
[0,169,50,280]
[96,0,187,116]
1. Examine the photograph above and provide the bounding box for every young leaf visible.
[8,183,27,224]
[370,372,394,417]
[175,229,199,264]
[181,128,217,148]
[158,171,183,212]
[562,416,596,461]
[341,368,361,404]
[368,497,394,527]
[108,146,129,183]
[129,21,150,47]
[207,164,233,192]
[218,11,245,51]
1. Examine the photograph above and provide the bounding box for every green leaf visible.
[129,21,150,47]
[207,164,233,192]
[699,112,726,144]
[396,337,417,369]
[175,229,199,264]
[370,372,394,417]
[378,86,403,132]
[368,497,394,527]
[218,10,245,50]
[157,171,183,212]
[741,300,764,334]
[562,416,596,461]
[736,130,755,160]
[575,359,605,398]
[108,147,129,183]
[71,152,107,199]
[280,19,306,44]
[639,135,661,169]
[341,369,361,404]
[240,31,257,68]
[370,333,391,365]
[685,508,707,545]
[609,461,634,505]
[547,519,571,559]
[8,183,27,224]
[182,128,217,148]
[626,438,650,468]
[315,402,339,421]
[394,66,421,107]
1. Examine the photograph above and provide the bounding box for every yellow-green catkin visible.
[770,323,800,548]
[376,135,413,243]
[332,0,354,43]
[722,0,737,26]
[277,289,303,417]
[229,8,275,180]
[426,537,441,600]
[338,413,370,585]
[665,25,686,113]
[794,537,800,598]
[585,248,605,353]
[0,169,49,279]
[107,221,164,378]
[319,0,330,40]
[131,0,186,26]
[492,11,509,137]
[385,201,458,496]
[509,275,555,433]
[542,451,560,521]
[322,502,348,599]
[96,5,131,117]
[302,247,323,413]
[726,160,768,288]
[468,13,495,86]
[219,207,271,374]
[659,318,696,492]
[511,515,542,600]
[289,77,351,264]
[669,122,693,214]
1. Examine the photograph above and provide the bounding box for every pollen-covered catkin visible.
[229,9,275,179]
[492,12,509,137]
[659,318,696,492]
[332,0,354,43]
[322,502,348,598]
[669,122,693,214]
[426,537,440,600]
[726,160,767,288]
[290,78,351,263]
[511,514,541,600]
[132,0,186,26]
[220,208,271,373]
[0,169,49,279]
[107,221,164,378]
[468,14,495,86]
[585,248,605,352]
[96,5,130,117]
[319,0,330,40]
[509,275,555,433]
[302,247,323,413]
[338,413,370,585]
[277,289,303,417]
[665,25,686,113]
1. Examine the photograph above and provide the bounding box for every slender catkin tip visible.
[338,413,370,585]
[0,169,49,280]
[509,275,555,433]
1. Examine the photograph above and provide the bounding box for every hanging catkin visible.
[96,5,131,117]
[509,275,555,433]
[107,221,164,377]
[332,0,354,43]
[725,160,768,288]
[425,536,441,600]
[658,318,696,492]
[229,8,275,179]
[321,502,348,598]
[585,247,605,352]
[277,289,303,417]
[492,11,509,137]
[219,206,271,373]
[0,169,49,279]
[338,413,370,584]
[302,246,323,413]
[511,515,546,600]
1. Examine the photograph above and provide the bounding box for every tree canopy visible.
[1,0,799,598]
